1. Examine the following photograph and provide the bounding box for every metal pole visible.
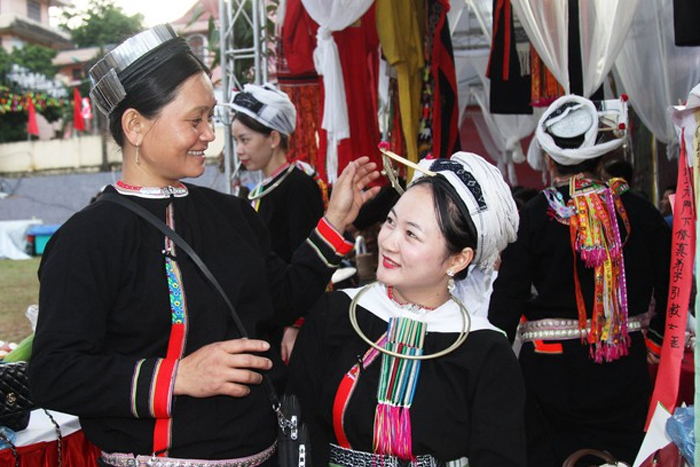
[260,0,268,83]
[219,0,233,194]
[252,0,261,85]
[217,0,266,193]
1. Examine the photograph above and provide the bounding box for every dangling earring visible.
[447,269,455,293]
[135,144,140,165]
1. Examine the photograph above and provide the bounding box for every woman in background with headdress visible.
[287,151,526,467]
[231,83,326,362]
[488,95,671,466]
[29,24,379,466]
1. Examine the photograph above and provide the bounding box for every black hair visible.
[552,156,603,176]
[603,158,634,184]
[511,185,539,210]
[410,176,477,281]
[233,111,290,152]
[108,40,211,147]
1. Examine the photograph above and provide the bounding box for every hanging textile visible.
[644,84,700,430]
[510,0,570,95]
[279,0,328,180]
[387,78,406,170]
[644,129,694,429]
[376,0,425,165]
[614,0,700,153]
[333,6,382,183]
[530,46,564,108]
[579,0,640,98]
[279,77,326,175]
[469,54,538,183]
[417,0,461,159]
[673,0,700,46]
[300,0,374,182]
[486,0,533,115]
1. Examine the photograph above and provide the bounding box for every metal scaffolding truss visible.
[218,0,269,194]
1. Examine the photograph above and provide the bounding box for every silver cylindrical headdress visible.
[89,24,179,116]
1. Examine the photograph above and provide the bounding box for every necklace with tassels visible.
[372,316,426,459]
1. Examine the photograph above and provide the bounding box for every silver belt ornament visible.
[517,313,650,342]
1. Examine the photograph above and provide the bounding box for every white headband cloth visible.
[411,152,519,272]
[231,84,297,136]
[534,94,628,166]
[89,24,186,116]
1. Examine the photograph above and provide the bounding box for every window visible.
[72,67,84,82]
[27,0,41,22]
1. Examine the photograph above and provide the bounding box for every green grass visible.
[0,257,40,344]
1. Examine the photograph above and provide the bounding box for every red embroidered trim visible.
[153,357,178,455]
[332,334,386,448]
[317,218,353,255]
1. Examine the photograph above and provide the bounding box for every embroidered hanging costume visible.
[543,176,631,362]
[489,178,671,465]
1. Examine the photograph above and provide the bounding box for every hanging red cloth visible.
[333,5,382,184]
[426,0,461,159]
[530,47,565,108]
[645,129,695,429]
[280,0,328,180]
[27,98,39,136]
[73,87,85,131]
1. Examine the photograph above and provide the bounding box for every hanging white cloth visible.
[579,0,640,98]
[300,0,374,182]
[465,54,538,184]
[614,0,700,157]
[510,0,570,94]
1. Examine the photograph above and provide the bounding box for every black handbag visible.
[100,193,312,467]
[0,361,35,432]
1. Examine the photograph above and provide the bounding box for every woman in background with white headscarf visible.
[231,84,327,362]
[287,152,526,467]
[488,95,671,466]
[232,83,326,263]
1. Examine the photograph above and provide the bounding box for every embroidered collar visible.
[248,162,295,201]
[342,282,501,334]
[115,180,189,199]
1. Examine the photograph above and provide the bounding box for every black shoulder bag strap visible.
[98,193,285,417]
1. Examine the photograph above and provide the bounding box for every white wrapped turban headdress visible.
[528,94,629,168]
[230,83,297,137]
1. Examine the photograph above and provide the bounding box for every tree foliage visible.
[11,45,58,79]
[59,0,145,48]
[0,47,11,87]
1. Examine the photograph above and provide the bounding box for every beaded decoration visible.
[115,180,188,199]
[373,316,426,459]
[248,162,295,207]
[543,176,631,363]
[248,161,329,211]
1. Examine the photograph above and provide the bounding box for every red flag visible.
[27,99,39,136]
[644,128,695,429]
[73,87,85,131]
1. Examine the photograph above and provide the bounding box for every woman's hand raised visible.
[325,156,381,232]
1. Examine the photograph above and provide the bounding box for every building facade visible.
[0,0,71,52]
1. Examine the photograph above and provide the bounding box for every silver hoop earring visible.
[447,269,455,293]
